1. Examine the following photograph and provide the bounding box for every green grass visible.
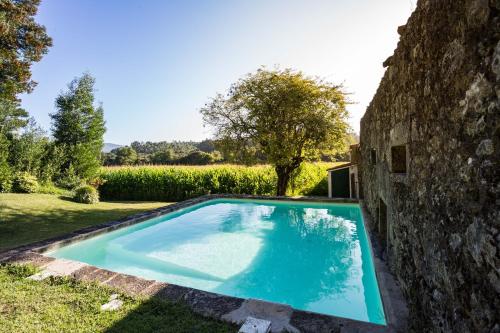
[0,264,236,333]
[0,193,169,252]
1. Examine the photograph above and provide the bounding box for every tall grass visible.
[98,163,342,201]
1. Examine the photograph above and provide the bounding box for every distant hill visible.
[102,143,123,153]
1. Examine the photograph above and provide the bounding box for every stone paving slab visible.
[43,258,88,276]
[239,316,272,333]
[223,299,299,333]
[183,289,245,320]
[71,265,100,280]
[104,273,156,296]
[4,251,55,268]
[76,267,119,283]
[152,283,193,302]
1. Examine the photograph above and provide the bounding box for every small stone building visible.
[358,0,499,332]
[327,144,361,199]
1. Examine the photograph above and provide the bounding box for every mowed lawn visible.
[0,264,236,333]
[0,193,169,252]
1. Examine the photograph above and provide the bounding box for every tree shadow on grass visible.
[0,204,166,252]
[103,295,237,333]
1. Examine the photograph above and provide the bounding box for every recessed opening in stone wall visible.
[391,145,407,173]
[370,149,377,165]
[378,198,388,248]
[350,173,357,198]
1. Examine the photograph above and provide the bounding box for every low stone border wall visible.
[0,194,408,333]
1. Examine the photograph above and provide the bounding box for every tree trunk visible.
[275,165,292,196]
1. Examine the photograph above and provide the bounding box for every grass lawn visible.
[0,193,169,252]
[0,264,236,333]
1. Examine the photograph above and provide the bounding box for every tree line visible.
[0,1,105,194]
[103,134,356,167]
[103,140,223,166]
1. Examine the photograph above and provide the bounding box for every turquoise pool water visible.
[48,199,386,324]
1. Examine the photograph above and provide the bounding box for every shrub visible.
[0,136,12,193]
[73,185,99,204]
[98,163,334,202]
[0,167,13,193]
[288,163,330,196]
[56,164,82,189]
[37,182,70,196]
[0,177,12,193]
[13,172,39,193]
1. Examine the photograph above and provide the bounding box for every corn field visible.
[98,162,343,201]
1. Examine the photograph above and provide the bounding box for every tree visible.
[0,0,52,102]
[0,100,29,137]
[51,73,106,181]
[150,148,174,164]
[0,100,30,189]
[201,68,349,195]
[176,151,215,165]
[9,118,48,176]
[0,0,51,190]
[197,139,216,153]
[113,146,137,165]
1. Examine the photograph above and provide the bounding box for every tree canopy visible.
[51,73,106,180]
[0,0,51,191]
[0,0,52,102]
[201,68,350,195]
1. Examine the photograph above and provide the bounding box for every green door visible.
[330,168,350,198]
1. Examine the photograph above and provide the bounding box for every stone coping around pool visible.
[0,194,408,333]
[359,201,409,333]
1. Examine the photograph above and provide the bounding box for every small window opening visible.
[370,149,377,165]
[391,145,407,173]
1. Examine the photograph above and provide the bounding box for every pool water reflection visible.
[49,199,386,324]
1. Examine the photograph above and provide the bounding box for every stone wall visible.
[359,0,499,331]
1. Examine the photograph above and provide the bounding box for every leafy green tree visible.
[201,68,349,195]
[176,151,215,165]
[102,151,116,166]
[197,139,216,153]
[0,100,29,136]
[150,148,174,164]
[0,0,52,102]
[8,118,48,176]
[0,133,12,192]
[113,146,137,165]
[210,150,223,163]
[0,0,51,191]
[0,90,31,192]
[38,141,64,183]
[51,73,106,182]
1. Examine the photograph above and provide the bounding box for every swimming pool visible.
[48,198,386,324]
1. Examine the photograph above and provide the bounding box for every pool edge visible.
[359,200,409,332]
[0,194,408,333]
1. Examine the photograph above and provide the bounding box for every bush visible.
[56,164,82,189]
[37,182,70,196]
[0,177,12,193]
[0,135,12,193]
[288,163,330,196]
[73,185,99,204]
[13,172,39,193]
[0,167,13,193]
[98,163,333,202]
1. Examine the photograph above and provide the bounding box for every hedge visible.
[98,163,337,201]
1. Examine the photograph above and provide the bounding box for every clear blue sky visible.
[21,0,413,145]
